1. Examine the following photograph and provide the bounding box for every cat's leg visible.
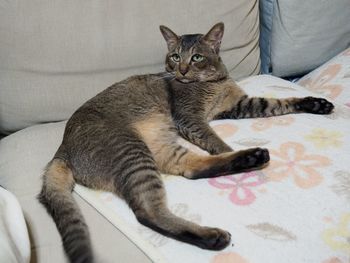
[110,135,231,250]
[132,112,269,178]
[175,120,232,155]
[214,95,334,120]
[155,143,270,179]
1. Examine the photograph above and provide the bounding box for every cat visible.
[38,22,334,263]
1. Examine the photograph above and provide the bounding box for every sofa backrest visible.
[0,0,260,134]
[260,0,350,77]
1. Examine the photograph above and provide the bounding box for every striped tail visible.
[38,159,93,263]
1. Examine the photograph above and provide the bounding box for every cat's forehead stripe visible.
[179,34,202,52]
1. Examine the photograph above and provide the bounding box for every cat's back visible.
[71,72,172,122]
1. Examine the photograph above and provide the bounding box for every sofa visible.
[0,1,349,262]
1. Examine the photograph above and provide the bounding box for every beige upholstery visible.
[0,0,260,134]
[0,1,261,261]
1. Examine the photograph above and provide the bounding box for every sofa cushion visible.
[259,0,350,77]
[45,75,350,263]
[0,0,260,134]
[0,122,152,263]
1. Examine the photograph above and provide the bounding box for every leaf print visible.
[246,223,297,241]
[234,138,270,147]
[331,171,350,202]
[138,227,169,247]
[266,85,297,92]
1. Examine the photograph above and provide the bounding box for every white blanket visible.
[76,74,350,263]
[0,187,30,263]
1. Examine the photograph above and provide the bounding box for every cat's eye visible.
[170,54,180,62]
[191,54,204,62]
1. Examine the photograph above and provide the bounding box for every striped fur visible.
[38,23,334,262]
[38,159,93,263]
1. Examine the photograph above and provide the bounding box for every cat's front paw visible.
[296,97,334,114]
[231,148,270,171]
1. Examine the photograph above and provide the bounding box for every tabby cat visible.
[38,23,334,263]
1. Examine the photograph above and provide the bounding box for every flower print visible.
[298,64,343,99]
[251,116,294,131]
[208,171,266,206]
[264,142,331,188]
[211,122,238,139]
[304,128,343,149]
[322,257,349,263]
[138,203,201,247]
[322,213,350,253]
[342,48,350,56]
[211,252,249,263]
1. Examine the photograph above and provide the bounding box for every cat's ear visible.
[160,25,179,51]
[203,22,224,53]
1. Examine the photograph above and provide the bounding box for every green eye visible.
[170,54,180,62]
[191,54,204,62]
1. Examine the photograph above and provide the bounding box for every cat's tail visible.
[38,158,93,263]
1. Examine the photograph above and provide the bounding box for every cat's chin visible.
[176,78,196,84]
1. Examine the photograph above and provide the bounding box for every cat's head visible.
[160,23,228,83]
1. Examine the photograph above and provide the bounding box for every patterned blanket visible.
[76,48,350,263]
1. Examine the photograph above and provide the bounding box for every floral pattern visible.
[211,122,238,138]
[264,142,331,188]
[208,171,266,205]
[322,213,350,253]
[304,128,343,149]
[75,65,350,263]
[343,48,350,56]
[322,257,349,263]
[297,47,350,105]
[211,252,249,263]
[251,116,294,131]
[298,64,343,99]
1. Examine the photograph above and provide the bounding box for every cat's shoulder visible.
[210,77,237,89]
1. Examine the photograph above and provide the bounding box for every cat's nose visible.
[179,63,189,76]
